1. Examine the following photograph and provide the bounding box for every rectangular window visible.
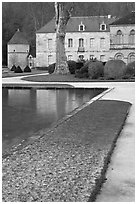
[48,55,53,65]
[48,39,52,49]
[79,38,84,47]
[100,55,105,62]
[68,39,73,47]
[90,38,94,48]
[100,38,105,49]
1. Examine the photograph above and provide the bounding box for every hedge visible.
[88,60,104,79]
[24,65,31,72]
[104,60,126,79]
[11,65,16,71]
[48,63,56,74]
[14,66,23,73]
[67,60,77,74]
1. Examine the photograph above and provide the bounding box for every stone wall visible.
[8,44,29,69]
[36,25,135,67]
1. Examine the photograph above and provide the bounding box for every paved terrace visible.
[2,74,135,202]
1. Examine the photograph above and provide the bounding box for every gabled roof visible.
[37,16,116,33]
[28,46,36,58]
[8,29,29,45]
[110,11,135,25]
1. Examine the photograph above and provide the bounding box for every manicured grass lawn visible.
[2,69,48,78]
[3,100,131,202]
[22,73,135,82]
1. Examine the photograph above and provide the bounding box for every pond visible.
[2,88,105,154]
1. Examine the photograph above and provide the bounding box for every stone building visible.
[36,15,116,67]
[36,11,135,67]
[109,11,135,64]
[8,29,29,69]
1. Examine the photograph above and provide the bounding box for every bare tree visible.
[54,2,73,74]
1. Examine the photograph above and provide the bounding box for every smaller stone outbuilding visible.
[27,46,36,69]
[8,29,29,69]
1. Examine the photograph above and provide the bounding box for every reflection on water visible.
[2,88,104,153]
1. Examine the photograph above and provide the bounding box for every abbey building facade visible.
[36,12,135,67]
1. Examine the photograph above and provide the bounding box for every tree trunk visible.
[54,2,70,74]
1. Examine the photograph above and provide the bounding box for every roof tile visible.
[8,29,29,44]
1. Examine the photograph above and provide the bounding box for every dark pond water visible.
[2,88,105,154]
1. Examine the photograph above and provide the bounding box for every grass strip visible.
[2,100,131,202]
[22,73,135,82]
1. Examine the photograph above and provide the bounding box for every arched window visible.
[128,53,135,63]
[115,53,123,60]
[79,38,84,47]
[129,29,135,44]
[79,22,85,31]
[116,30,123,44]
[100,23,106,31]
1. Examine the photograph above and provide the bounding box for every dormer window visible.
[100,23,106,31]
[79,22,85,31]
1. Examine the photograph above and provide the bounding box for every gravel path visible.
[2,100,130,202]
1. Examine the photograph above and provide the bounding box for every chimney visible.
[108,15,111,19]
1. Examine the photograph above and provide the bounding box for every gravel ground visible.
[2,100,131,202]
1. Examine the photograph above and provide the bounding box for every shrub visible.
[67,60,77,74]
[80,61,89,74]
[104,60,126,79]
[11,65,16,71]
[14,66,23,73]
[36,67,48,71]
[48,63,56,74]
[88,60,104,79]
[102,61,106,66]
[125,61,135,77]
[76,61,84,70]
[24,65,31,72]
[75,70,88,78]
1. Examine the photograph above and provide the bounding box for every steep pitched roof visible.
[110,11,135,25]
[37,16,116,33]
[8,29,29,44]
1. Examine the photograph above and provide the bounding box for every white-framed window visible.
[100,55,105,62]
[68,55,73,61]
[90,55,94,60]
[100,38,105,49]
[116,30,123,44]
[68,38,73,47]
[48,55,53,65]
[90,38,94,48]
[100,23,106,31]
[129,29,135,44]
[79,38,84,47]
[79,55,84,61]
[48,39,52,49]
[79,22,85,31]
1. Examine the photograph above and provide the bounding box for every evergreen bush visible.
[104,60,126,79]
[48,63,56,74]
[76,61,84,70]
[11,65,16,71]
[88,60,104,79]
[24,65,31,72]
[67,60,77,74]
[125,61,135,76]
[14,66,23,73]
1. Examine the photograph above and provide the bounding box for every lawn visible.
[22,73,135,82]
[2,69,48,78]
[2,100,131,202]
